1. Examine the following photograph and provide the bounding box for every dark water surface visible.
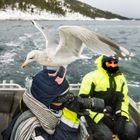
[0,20,140,101]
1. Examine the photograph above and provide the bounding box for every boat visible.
[0,80,140,140]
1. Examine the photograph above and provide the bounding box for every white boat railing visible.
[0,80,140,115]
[0,80,26,91]
[69,83,81,91]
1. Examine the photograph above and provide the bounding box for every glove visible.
[114,116,126,135]
[102,115,114,130]
[56,91,75,103]
[63,96,82,113]
[102,106,114,129]
[77,97,104,112]
[103,106,113,114]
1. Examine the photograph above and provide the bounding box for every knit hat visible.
[102,55,119,74]
[31,69,69,107]
[102,55,118,64]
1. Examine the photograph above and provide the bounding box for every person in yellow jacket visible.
[79,55,138,140]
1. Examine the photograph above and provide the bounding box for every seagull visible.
[21,20,133,84]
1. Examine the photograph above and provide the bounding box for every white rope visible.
[13,91,62,140]
[14,116,40,140]
[23,91,61,134]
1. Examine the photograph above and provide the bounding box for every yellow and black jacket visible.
[79,55,129,123]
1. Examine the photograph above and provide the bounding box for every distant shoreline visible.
[0,9,124,21]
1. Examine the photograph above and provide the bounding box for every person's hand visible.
[63,96,81,113]
[57,91,75,103]
[103,106,113,114]
[102,115,114,130]
[114,116,126,135]
[102,106,114,129]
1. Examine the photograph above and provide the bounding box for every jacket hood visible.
[95,55,121,75]
[95,55,106,72]
[95,55,103,68]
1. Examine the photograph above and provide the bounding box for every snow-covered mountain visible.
[0,0,130,20]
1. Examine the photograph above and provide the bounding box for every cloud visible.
[79,0,140,18]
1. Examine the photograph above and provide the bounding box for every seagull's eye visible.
[29,57,34,60]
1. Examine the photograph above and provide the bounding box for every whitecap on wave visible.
[0,52,16,64]
[128,81,140,87]
[5,41,19,47]
[19,33,32,41]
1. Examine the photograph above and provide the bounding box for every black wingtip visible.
[31,20,35,25]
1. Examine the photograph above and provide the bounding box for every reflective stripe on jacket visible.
[79,55,129,123]
[61,107,79,128]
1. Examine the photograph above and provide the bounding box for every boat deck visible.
[0,80,140,140]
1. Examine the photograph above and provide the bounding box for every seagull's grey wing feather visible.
[55,26,84,58]
[56,26,132,59]
[96,33,133,59]
[32,20,56,49]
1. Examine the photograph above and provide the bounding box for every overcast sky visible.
[79,0,140,19]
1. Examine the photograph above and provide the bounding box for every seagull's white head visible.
[21,50,41,69]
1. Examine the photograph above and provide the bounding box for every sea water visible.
[0,20,140,101]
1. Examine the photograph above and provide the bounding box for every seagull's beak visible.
[21,62,28,69]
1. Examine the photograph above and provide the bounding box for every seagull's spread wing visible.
[31,20,56,49]
[55,26,84,58]
[95,33,133,59]
[56,25,133,59]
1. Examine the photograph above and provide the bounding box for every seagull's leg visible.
[48,68,59,77]
[55,66,67,85]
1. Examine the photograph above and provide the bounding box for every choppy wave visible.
[0,20,140,101]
